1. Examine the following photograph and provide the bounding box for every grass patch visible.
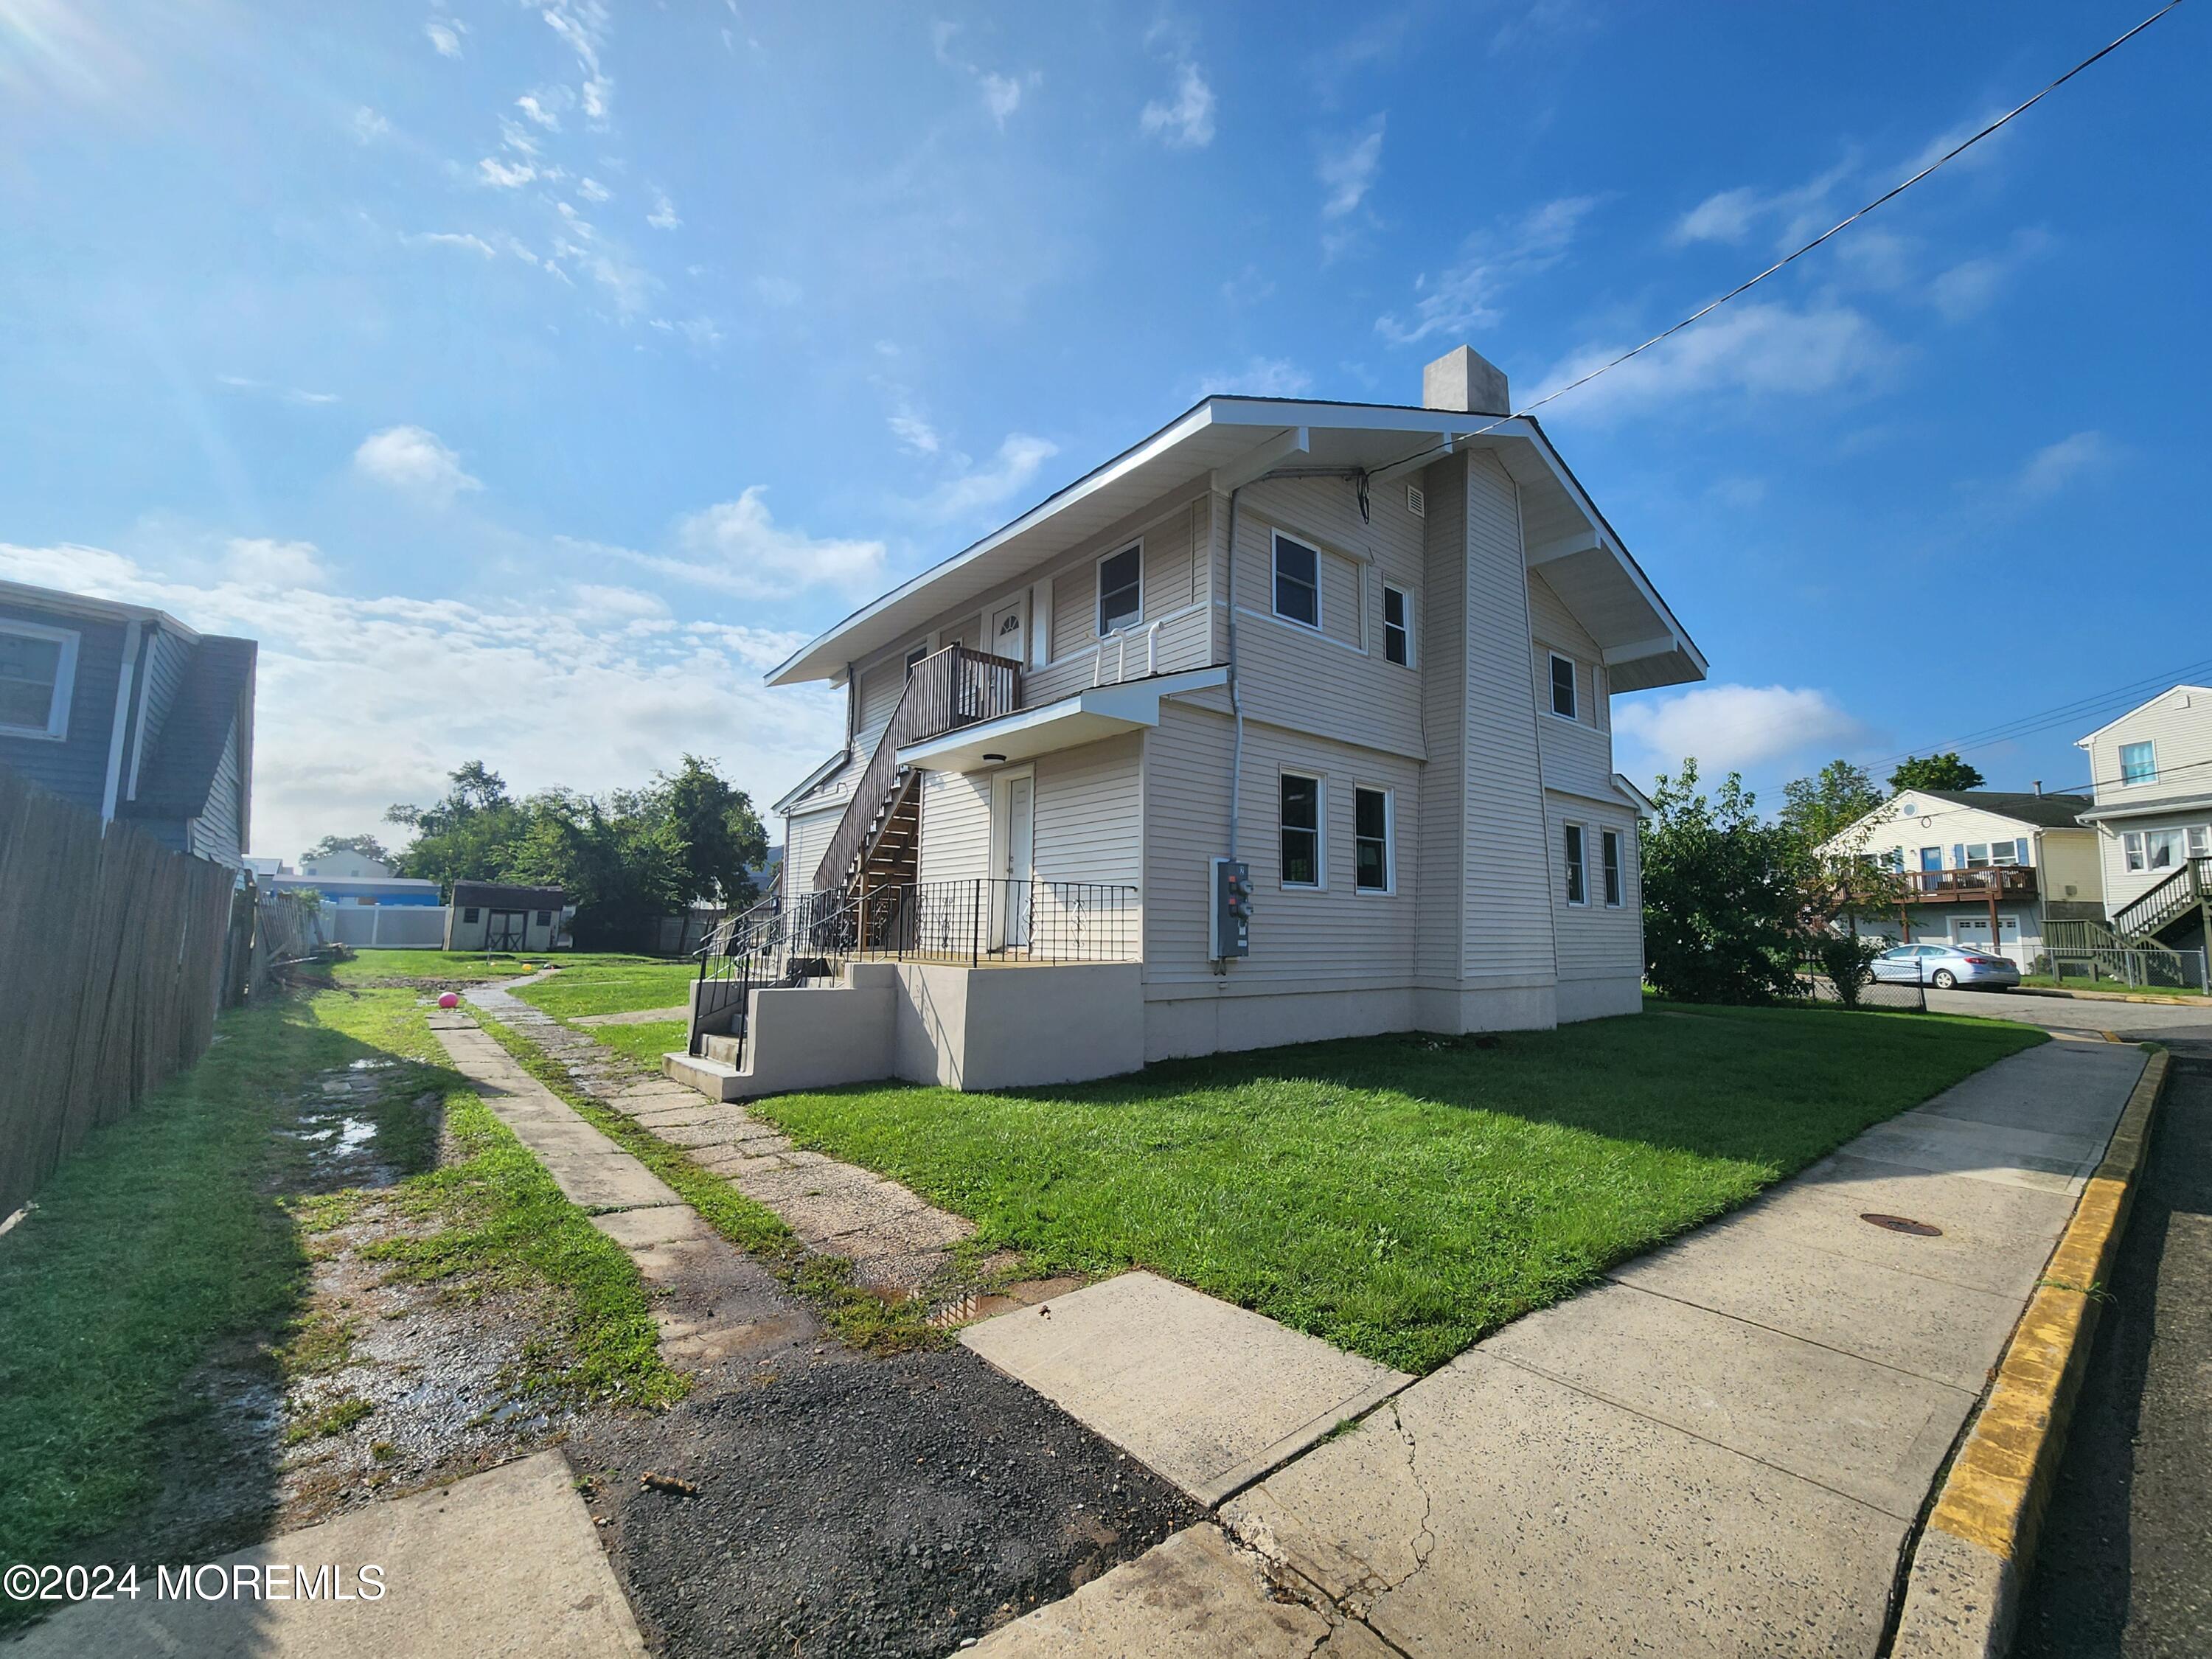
[0,987,679,1596]
[741,1002,2045,1374]
[2017,974,2210,1001]
[325,950,664,988]
[510,960,700,1020]
[580,1018,693,1070]
[468,1012,947,1355]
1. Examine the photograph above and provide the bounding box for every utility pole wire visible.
[1468,1,2188,434]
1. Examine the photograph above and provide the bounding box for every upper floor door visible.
[988,596,1026,668]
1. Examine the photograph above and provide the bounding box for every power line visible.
[1879,657,2212,767]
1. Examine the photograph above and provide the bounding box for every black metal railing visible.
[687,891,855,1063]
[857,878,1139,966]
[814,645,1022,894]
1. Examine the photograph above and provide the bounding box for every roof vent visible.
[1405,484,1425,518]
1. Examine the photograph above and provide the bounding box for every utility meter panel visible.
[1211,858,1251,959]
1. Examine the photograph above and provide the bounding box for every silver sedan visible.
[1869,943,2021,991]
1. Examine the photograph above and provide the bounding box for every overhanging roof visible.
[765,396,1705,692]
[897,666,1229,774]
[2075,791,2212,824]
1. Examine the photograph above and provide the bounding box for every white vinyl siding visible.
[1529,572,1615,802]
[783,803,846,897]
[1548,796,1643,984]
[917,770,992,885]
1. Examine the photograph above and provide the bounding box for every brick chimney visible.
[1422,345,1511,417]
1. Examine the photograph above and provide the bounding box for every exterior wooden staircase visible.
[2112,854,2212,949]
[814,644,1021,918]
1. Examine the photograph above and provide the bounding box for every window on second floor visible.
[0,619,77,740]
[1273,535,1321,629]
[2119,741,2157,785]
[1382,583,1411,667]
[1548,653,1578,720]
[1097,543,1142,636]
[903,643,928,679]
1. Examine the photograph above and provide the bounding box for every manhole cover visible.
[1860,1212,1943,1237]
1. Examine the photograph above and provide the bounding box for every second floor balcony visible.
[1900,866,2039,903]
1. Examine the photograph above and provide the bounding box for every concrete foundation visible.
[1553,972,1643,1023]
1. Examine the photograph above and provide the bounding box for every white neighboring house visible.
[678,345,1705,1102]
[298,849,394,880]
[1818,788,2104,970]
[2074,685,2212,953]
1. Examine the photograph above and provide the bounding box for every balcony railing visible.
[814,644,1021,894]
[1900,866,2038,902]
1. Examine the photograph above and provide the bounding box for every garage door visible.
[1951,914,2024,968]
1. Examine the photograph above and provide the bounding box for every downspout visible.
[99,619,142,823]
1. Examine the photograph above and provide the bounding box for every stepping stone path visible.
[461,978,977,1298]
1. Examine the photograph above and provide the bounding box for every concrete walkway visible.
[977,1037,2149,1658]
[462,981,975,1296]
[428,1005,820,1369]
[13,1453,643,1658]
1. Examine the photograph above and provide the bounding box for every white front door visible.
[987,597,1026,667]
[992,772,1034,950]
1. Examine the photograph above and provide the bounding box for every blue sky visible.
[2,1,2203,858]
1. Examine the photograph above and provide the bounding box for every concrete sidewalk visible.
[13,1453,643,1658]
[979,1037,2149,1658]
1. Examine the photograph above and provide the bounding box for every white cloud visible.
[223,538,328,588]
[1318,118,1384,220]
[404,231,498,259]
[1141,61,1216,149]
[571,582,668,619]
[888,412,941,456]
[1669,158,1854,249]
[1530,299,1895,422]
[645,189,681,231]
[649,488,888,599]
[351,425,483,504]
[424,18,465,58]
[577,176,611,203]
[980,72,1025,126]
[515,92,562,130]
[933,21,1037,129]
[478,156,536,189]
[351,106,390,143]
[217,375,340,406]
[0,538,838,866]
[1615,684,1872,782]
[1183,357,1312,400]
[2014,431,2115,501]
[540,1,613,126]
[1925,227,2052,324]
[916,434,1059,523]
[1376,195,1598,347]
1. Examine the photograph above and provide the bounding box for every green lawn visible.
[0,987,675,1597]
[326,948,667,987]
[2019,973,2211,1001]
[743,1003,2045,1374]
[509,959,700,1019]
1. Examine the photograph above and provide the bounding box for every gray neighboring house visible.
[0,579,256,866]
[2074,684,2212,953]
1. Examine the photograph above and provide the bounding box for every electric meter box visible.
[1211,858,1251,959]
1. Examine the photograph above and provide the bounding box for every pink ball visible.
[437,992,460,1009]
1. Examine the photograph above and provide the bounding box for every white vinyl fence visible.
[321,904,450,949]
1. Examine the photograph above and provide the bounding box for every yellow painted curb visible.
[1889,1046,2168,1657]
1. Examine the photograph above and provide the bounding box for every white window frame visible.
[1279,771,1325,891]
[1548,651,1579,721]
[1352,785,1394,895]
[1270,531,1323,632]
[2143,827,2185,872]
[1380,582,1413,668]
[1563,821,1588,906]
[2189,825,2211,859]
[2118,740,2157,786]
[2124,830,2144,872]
[1601,827,1624,907]
[0,618,80,741]
[1095,541,1144,638]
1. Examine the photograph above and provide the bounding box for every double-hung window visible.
[1096,544,1142,636]
[2125,830,2185,873]
[1563,823,1587,905]
[1280,774,1321,888]
[0,620,78,740]
[1273,535,1321,629]
[1354,787,1391,893]
[2189,826,2211,860]
[1381,584,1411,667]
[1601,829,1624,907]
[2120,741,2157,785]
[1548,653,1578,720]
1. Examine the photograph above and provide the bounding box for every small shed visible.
[445,881,566,953]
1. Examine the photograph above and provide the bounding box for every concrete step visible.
[700,1032,743,1065]
[661,1049,745,1102]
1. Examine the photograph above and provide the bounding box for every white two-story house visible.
[2075,685,2212,953]
[672,347,1703,1101]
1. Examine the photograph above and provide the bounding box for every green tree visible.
[1888,752,1985,792]
[504,789,690,949]
[385,762,526,897]
[1640,760,1803,1005]
[299,832,392,866]
[1778,759,1885,850]
[649,754,771,908]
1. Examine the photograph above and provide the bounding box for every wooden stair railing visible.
[2112,854,2211,944]
[814,644,1020,896]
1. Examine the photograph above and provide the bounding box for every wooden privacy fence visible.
[0,769,243,1216]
